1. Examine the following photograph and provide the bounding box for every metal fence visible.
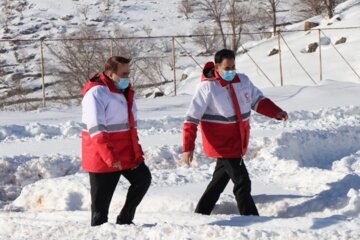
[0,27,359,111]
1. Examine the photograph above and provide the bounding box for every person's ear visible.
[215,63,223,73]
[109,71,116,80]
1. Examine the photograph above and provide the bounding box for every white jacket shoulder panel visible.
[82,86,135,136]
[82,86,109,134]
[185,73,266,124]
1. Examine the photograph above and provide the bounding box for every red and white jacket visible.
[81,72,144,173]
[183,62,284,158]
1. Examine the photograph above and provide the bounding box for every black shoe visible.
[116,221,135,225]
[116,216,134,225]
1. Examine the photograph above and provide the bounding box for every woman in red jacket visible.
[82,56,151,226]
[182,49,288,216]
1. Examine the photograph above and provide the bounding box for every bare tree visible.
[0,0,13,33]
[103,0,113,11]
[160,39,172,53]
[266,0,280,36]
[226,0,252,52]
[324,0,347,19]
[196,0,253,51]
[14,0,27,20]
[199,0,227,49]
[134,57,172,94]
[293,0,323,18]
[251,7,273,39]
[141,25,153,37]
[111,25,142,58]
[46,27,109,98]
[293,0,345,19]
[109,26,171,94]
[192,25,220,54]
[308,0,323,15]
[77,3,91,20]
[323,0,336,18]
[295,0,345,18]
[178,0,195,19]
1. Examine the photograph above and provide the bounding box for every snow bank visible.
[273,126,360,169]
[278,174,360,218]
[0,121,83,143]
[7,174,90,212]
[0,154,80,201]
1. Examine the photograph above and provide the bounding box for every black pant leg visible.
[221,158,259,216]
[89,171,121,226]
[116,163,152,224]
[195,159,231,215]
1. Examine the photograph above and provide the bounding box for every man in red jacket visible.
[182,49,288,216]
[82,56,151,226]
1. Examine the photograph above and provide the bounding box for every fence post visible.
[110,39,113,57]
[318,29,323,81]
[277,31,283,86]
[172,37,177,96]
[40,38,46,108]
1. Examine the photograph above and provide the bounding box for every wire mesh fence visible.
[0,27,359,111]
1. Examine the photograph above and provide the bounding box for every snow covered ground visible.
[1,79,360,239]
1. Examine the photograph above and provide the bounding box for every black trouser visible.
[89,163,151,226]
[195,157,259,216]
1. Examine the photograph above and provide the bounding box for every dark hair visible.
[214,49,235,64]
[104,56,131,72]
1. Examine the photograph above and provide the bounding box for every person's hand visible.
[276,111,288,121]
[182,151,194,166]
[112,161,122,169]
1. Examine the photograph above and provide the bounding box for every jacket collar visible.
[82,72,134,96]
[201,61,240,87]
[81,73,105,96]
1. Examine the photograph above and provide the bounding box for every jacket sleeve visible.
[82,88,118,167]
[183,83,210,152]
[250,81,284,119]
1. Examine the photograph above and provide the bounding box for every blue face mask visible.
[115,78,130,90]
[222,70,236,82]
